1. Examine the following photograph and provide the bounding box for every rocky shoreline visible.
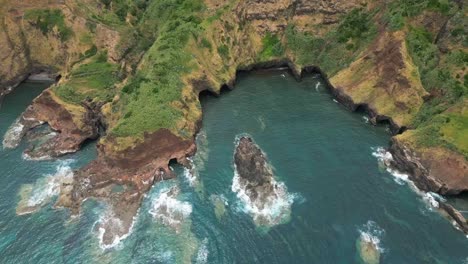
[4,63,467,246]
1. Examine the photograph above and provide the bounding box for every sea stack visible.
[232,136,293,226]
[234,136,275,199]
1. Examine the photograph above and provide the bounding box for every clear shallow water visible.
[0,74,467,263]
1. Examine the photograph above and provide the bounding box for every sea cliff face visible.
[1,0,466,245]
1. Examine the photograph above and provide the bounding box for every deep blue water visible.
[0,73,467,263]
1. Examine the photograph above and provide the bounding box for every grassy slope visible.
[20,0,465,159]
[391,1,467,158]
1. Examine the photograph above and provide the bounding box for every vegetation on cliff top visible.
[54,52,119,104]
[286,8,377,75]
[15,0,466,159]
[401,2,467,158]
[24,9,73,41]
[109,0,205,138]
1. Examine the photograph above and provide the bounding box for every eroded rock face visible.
[389,138,468,196]
[55,129,197,247]
[233,136,294,226]
[3,90,99,159]
[388,137,468,234]
[234,137,273,190]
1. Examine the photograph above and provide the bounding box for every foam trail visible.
[149,185,192,232]
[371,147,448,211]
[95,207,139,250]
[2,117,24,149]
[16,159,74,215]
[362,116,370,123]
[232,165,298,227]
[371,147,409,185]
[358,220,385,253]
[195,238,209,264]
[183,163,198,187]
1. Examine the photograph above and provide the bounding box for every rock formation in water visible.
[358,238,380,264]
[0,0,466,245]
[233,136,293,226]
[234,137,276,200]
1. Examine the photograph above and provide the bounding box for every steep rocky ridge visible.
[1,0,467,245]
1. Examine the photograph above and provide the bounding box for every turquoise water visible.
[0,73,467,263]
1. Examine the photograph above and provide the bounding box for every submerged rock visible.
[16,161,74,215]
[358,238,380,264]
[232,136,295,226]
[356,221,384,264]
[149,185,192,233]
[210,194,228,220]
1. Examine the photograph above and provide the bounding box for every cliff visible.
[1,0,466,244]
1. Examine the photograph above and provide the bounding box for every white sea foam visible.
[21,152,53,161]
[183,163,198,187]
[156,250,174,263]
[231,166,297,227]
[371,147,447,211]
[371,147,409,185]
[17,160,74,215]
[358,220,385,253]
[27,163,73,207]
[96,207,138,250]
[257,116,266,131]
[2,117,24,149]
[149,186,192,232]
[422,192,446,209]
[362,116,370,123]
[333,99,339,103]
[195,238,209,264]
[315,82,320,92]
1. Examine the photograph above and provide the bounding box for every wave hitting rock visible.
[232,136,295,227]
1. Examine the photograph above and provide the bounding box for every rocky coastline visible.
[4,62,467,245]
[1,0,466,247]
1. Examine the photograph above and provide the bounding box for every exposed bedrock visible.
[234,136,274,191]
[55,129,196,246]
[3,89,100,159]
[233,136,294,226]
[389,138,468,196]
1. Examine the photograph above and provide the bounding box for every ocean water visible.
[0,73,467,263]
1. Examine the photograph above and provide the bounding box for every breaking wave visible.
[2,117,24,149]
[231,166,298,227]
[362,116,370,124]
[422,192,446,209]
[16,160,74,215]
[183,164,198,187]
[182,130,209,188]
[315,82,320,92]
[358,220,385,253]
[149,185,192,232]
[371,147,409,185]
[95,207,138,250]
[371,147,446,211]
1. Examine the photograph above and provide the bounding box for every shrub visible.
[25,9,73,41]
[200,37,212,50]
[217,44,229,59]
[336,8,372,43]
[259,33,284,60]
